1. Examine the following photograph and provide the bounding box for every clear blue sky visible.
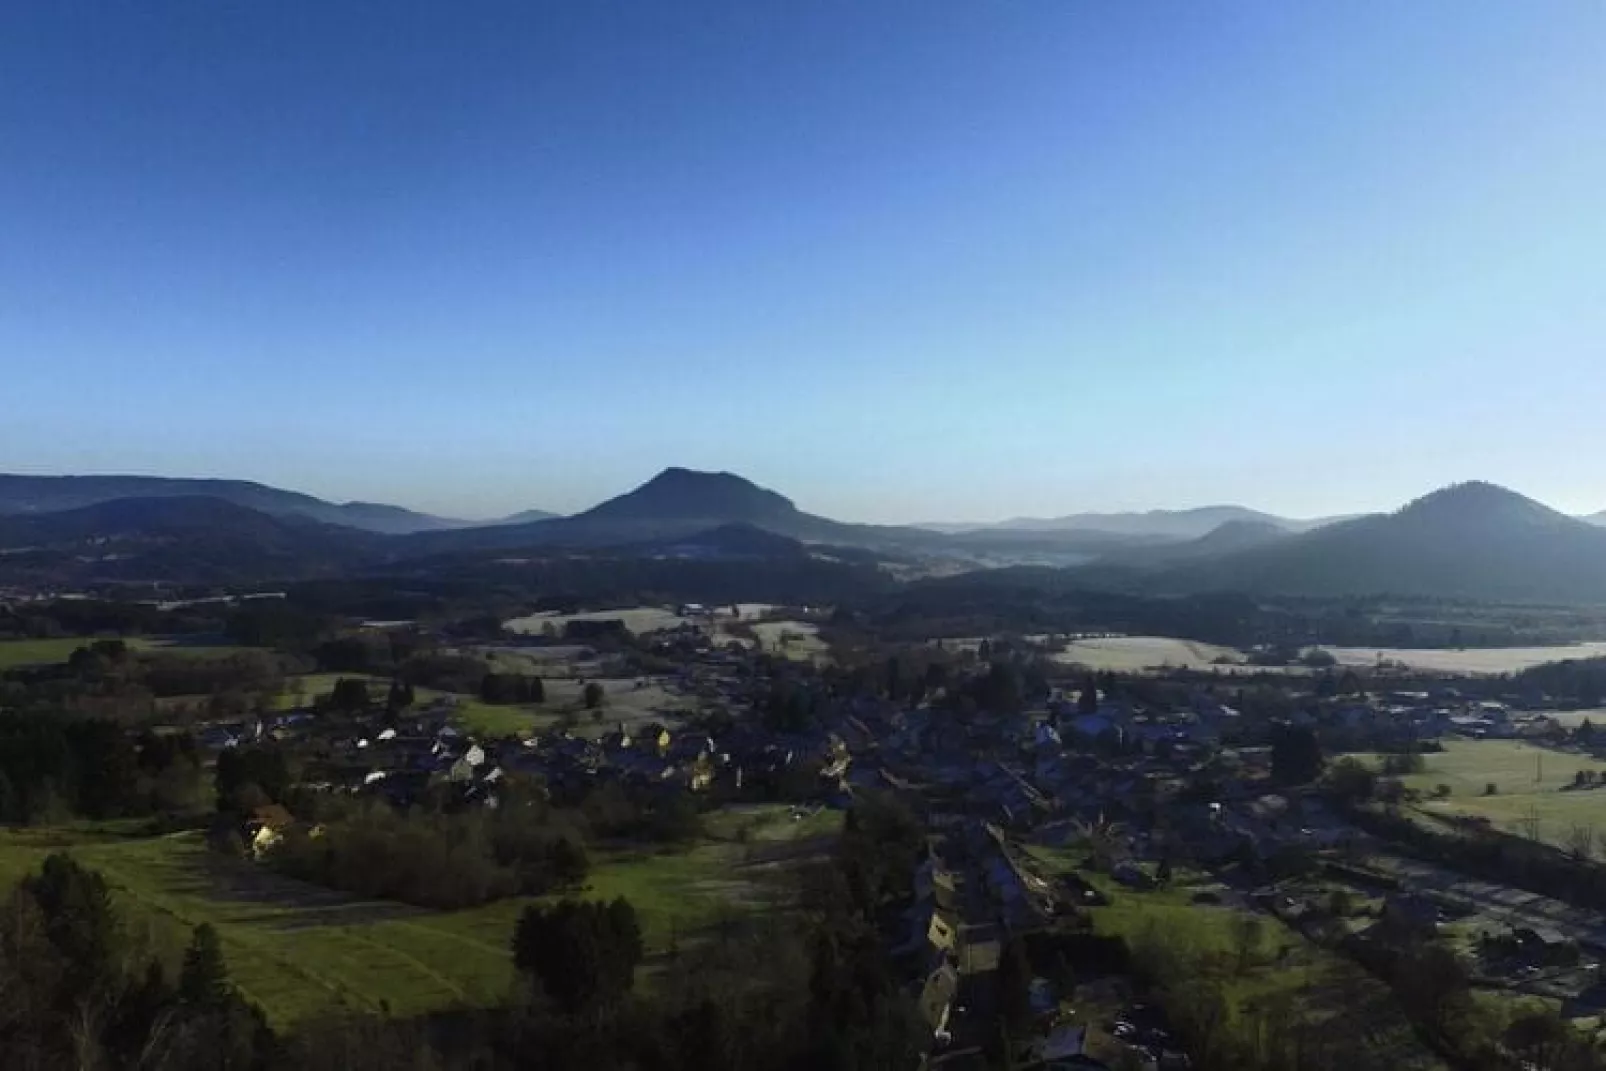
[3,2,1602,523]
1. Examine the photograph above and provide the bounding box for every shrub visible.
[267,801,589,910]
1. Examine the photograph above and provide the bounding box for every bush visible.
[513,897,643,1014]
[574,779,703,844]
[480,673,544,705]
[1381,751,1426,776]
[267,800,589,910]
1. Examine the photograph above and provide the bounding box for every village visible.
[159,603,1606,1070]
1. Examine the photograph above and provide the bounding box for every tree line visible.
[1,640,303,722]
[0,853,275,1069]
[265,795,590,910]
[0,793,925,1070]
[1515,656,1606,707]
[0,714,206,824]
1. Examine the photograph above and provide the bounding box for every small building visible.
[919,963,960,1037]
[246,804,295,859]
[1511,926,1581,967]
[958,923,1002,975]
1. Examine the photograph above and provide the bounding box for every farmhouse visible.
[246,803,295,858]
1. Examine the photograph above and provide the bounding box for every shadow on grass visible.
[195,854,430,929]
[96,838,429,931]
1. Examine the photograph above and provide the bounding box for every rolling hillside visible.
[9,471,1606,606]
[0,496,379,585]
[0,474,467,535]
[401,468,937,553]
[1103,518,1293,565]
[1154,482,1606,602]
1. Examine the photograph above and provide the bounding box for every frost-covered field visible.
[1319,643,1606,674]
[1051,636,1249,672]
[505,606,688,635]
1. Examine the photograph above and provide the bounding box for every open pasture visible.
[450,677,691,739]
[1378,738,1599,798]
[0,818,792,1028]
[1358,739,1606,848]
[1320,643,1606,674]
[271,669,692,742]
[0,635,258,669]
[748,619,827,662]
[1050,635,1250,673]
[505,606,689,636]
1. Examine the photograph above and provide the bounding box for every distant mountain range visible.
[4,469,1606,604]
[624,522,812,561]
[0,474,556,535]
[1101,518,1293,566]
[0,496,379,585]
[399,467,935,556]
[495,509,561,525]
[1103,482,1606,603]
[920,505,1352,539]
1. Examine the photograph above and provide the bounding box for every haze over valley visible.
[5,468,1606,606]
[6,3,1606,1069]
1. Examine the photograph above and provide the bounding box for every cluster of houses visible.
[907,821,1093,1069]
[185,626,1606,1068]
[197,669,862,820]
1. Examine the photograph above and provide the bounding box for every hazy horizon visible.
[4,3,1603,523]
[2,463,1601,528]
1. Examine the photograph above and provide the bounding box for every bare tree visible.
[1075,815,1124,871]
[1564,824,1596,862]
[67,999,107,1071]
[1232,913,1266,973]
[1516,803,1543,843]
[1178,985,1232,1063]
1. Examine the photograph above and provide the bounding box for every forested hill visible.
[1144,482,1606,602]
[0,473,463,534]
[396,467,940,553]
[0,496,380,585]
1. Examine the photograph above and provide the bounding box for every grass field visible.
[505,607,690,637]
[1357,739,1606,847]
[703,803,844,844]
[140,639,261,659]
[448,700,561,738]
[748,620,827,663]
[1321,643,1606,674]
[1545,709,1606,729]
[1021,844,1443,1068]
[1373,738,1599,797]
[452,678,693,740]
[0,637,108,667]
[272,672,387,709]
[272,672,692,742]
[0,816,798,1028]
[1022,845,1290,960]
[1050,636,1252,673]
[474,646,592,674]
[0,636,260,670]
[1037,635,1605,677]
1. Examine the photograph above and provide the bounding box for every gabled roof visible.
[250,804,294,830]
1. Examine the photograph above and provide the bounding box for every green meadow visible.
[0,811,814,1028]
